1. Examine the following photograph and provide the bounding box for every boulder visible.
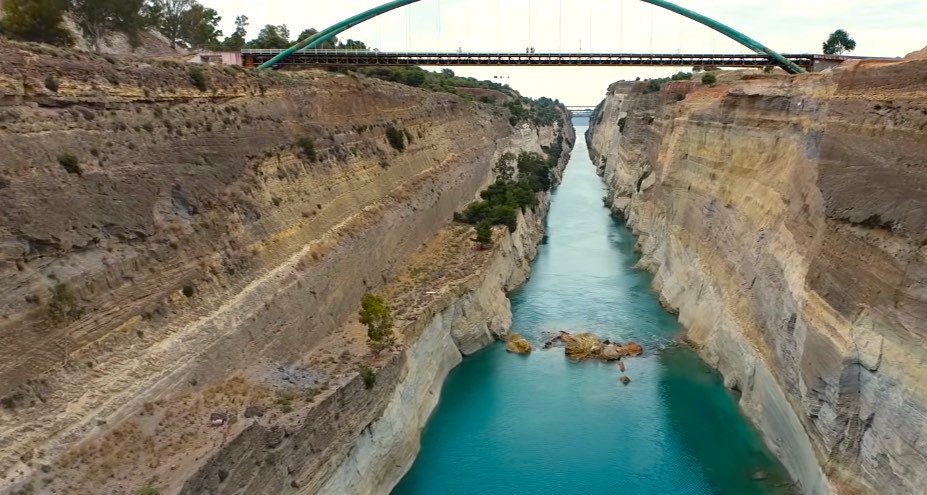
[506,333,532,354]
[625,341,644,357]
[619,376,631,385]
[601,344,623,361]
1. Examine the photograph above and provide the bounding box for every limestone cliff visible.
[0,38,572,494]
[588,60,927,495]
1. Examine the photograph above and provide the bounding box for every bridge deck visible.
[241,50,837,70]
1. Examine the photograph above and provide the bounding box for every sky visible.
[200,0,927,105]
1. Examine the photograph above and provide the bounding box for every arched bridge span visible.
[257,0,806,74]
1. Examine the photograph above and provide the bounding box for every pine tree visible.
[0,0,72,45]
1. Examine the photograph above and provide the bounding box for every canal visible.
[392,119,793,495]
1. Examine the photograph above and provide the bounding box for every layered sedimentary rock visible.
[0,38,572,494]
[588,59,927,495]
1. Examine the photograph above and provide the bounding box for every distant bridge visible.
[566,106,597,118]
[241,50,865,72]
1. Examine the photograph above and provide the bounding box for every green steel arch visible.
[259,0,805,74]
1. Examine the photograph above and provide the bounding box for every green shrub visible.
[702,73,717,85]
[137,488,160,495]
[45,74,59,92]
[475,221,493,247]
[359,294,394,346]
[644,79,662,94]
[181,285,194,298]
[297,136,317,161]
[385,126,405,152]
[189,66,208,91]
[359,365,376,389]
[57,153,81,175]
[455,139,564,233]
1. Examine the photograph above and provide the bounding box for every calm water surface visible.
[392,120,793,495]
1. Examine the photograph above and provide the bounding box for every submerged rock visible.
[625,341,644,357]
[506,333,532,354]
[619,376,631,385]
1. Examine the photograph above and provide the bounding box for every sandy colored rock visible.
[601,344,623,361]
[506,334,533,354]
[589,58,927,495]
[563,332,604,360]
[625,342,643,357]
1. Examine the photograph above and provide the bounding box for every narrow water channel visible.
[392,119,793,495]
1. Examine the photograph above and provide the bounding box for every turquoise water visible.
[392,120,794,495]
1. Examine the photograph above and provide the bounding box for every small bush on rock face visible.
[48,283,81,322]
[45,74,59,92]
[182,285,195,298]
[297,136,317,161]
[57,153,81,175]
[359,365,376,389]
[702,73,717,85]
[189,66,208,91]
[385,126,405,152]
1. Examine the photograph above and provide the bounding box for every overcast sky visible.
[201,0,927,105]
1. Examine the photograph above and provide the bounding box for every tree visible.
[147,0,192,49]
[297,28,337,48]
[71,0,147,51]
[179,4,221,48]
[221,14,248,50]
[338,39,367,50]
[359,294,394,352]
[701,73,717,85]
[475,221,493,248]
[0,0,72,45]
[247,24,289,49]
[823,29,856,55]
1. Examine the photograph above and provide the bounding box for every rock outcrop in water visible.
[506,333,533,354]
[588,58,927,495]
[546,331,644,361]
[0,39,574,494]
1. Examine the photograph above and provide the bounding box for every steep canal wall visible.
[0,38,572,494]
[587,56,927,495]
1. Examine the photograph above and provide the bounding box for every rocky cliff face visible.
[588,60,927,495]
[0,39,572,494]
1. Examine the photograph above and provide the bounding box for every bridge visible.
[566,106,598,118]
[242,50,850,72]
[258,0,813,74]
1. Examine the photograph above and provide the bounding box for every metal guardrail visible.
[240,50,820,69]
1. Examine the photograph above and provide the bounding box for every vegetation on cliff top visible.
[456,133,564,233]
